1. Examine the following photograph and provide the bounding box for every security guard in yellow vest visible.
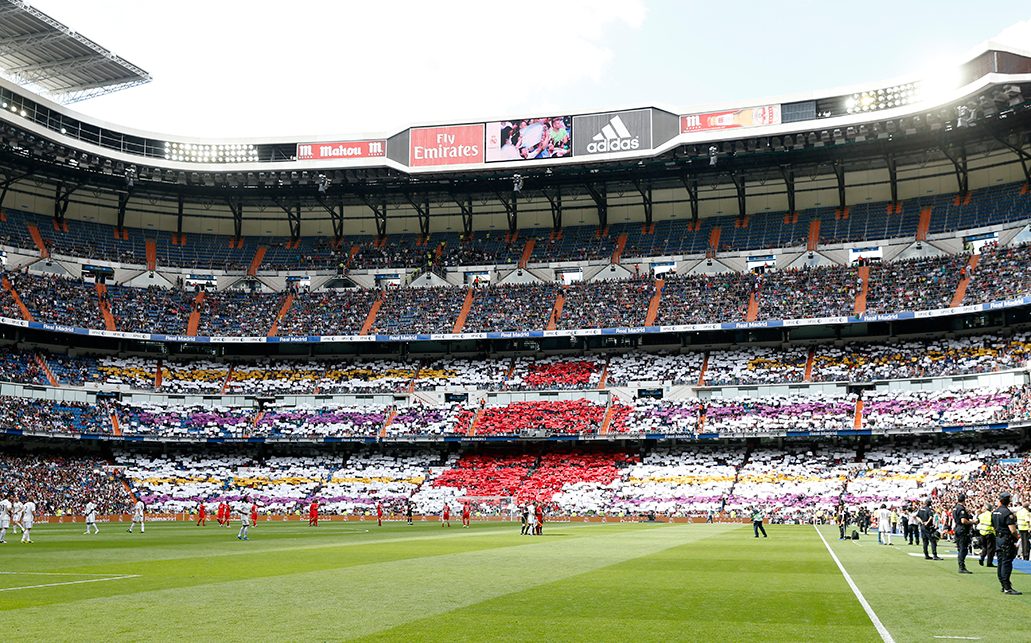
[978,506,996,567]
[1016,502,1031,561]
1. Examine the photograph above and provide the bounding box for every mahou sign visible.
[296,140,386,161]
[409,124,484,167]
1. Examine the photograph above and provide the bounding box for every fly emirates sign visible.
[409,124,484,167]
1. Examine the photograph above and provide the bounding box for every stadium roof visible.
[0,0,150,104]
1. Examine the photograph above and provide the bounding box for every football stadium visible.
[1,1,1031,640]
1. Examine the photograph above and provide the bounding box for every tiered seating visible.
[704,394,857,434]
[557,278,653,329]
[257,405,388,438]
[321,450,438,514]
[277,288,376,336]
[756,265,857,320]
[373,286,467,334]
[3,272,102,328]
[964,242,1031,304]
[474,399,609,436]
[507,355,604,390]
[0,396,111,434]
[199,290,284,336]
[609,399,699,435]
[865,254,967,313]
[606,351,704,386]
[655,272,755,325]
[605,447,740,516]
[727,446,856,520]
[861,387,1017,429]
[386,404,472,436]
[705,346,809,385]
[0,453,134,516]
[462,282,557,333]
[106,284,194,334]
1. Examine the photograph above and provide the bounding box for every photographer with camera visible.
[992,492,1022,595]
[917,499,942,561]
[952,493,974,574]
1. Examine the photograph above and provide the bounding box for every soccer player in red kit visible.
[461,502,471,528]
[196,501,206,526]
[442,503,450,527]
[535,504,544,535]
[308,500,319,527]
[219,501,229,527]
[250,501,258,529]
[376,502,384,527]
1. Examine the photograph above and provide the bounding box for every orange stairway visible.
[598,357,610,389]
[853,399,864,430]
[26,223,49,258]
[950,255,980,307]
[110,413,122,437]
[35,354,59,387]
[220,365,235,395]
[745,292,759,322]
[804,348,815,382]
[451,288,474,334]
[380,408,397,439]
[145,239,157,271]
[467,408,484,436]
[1,276,34,321]
[95,282,117,331]
[267,293,296,337]
[518,238,536,269]
[611,232,628,264]
[915,207,933,241]
[186,291,206,336]
[697,352,709,387]
[598,404,616,435]
[155,359,163,389]
[708,226,722,254]
[854,265,870,315]
[644,279,664,326]
[247,246,267,276]
[806,219,821,251]
[546,293,565,331]
[347,244,360,268]
[360,296,383,335]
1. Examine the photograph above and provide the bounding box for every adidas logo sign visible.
[587,115,640,153]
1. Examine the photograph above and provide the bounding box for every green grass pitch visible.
[1,520,1027,641]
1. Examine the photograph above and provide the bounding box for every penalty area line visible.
[813,525,895,643]
[0,574,140,592]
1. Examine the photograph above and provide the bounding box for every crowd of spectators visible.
[963,242,1031,305]
[2,272,102,328]
[462,282,558,333]
[373,286,468,335]
[277,288,377,336]
[755,265,858,320]
[865,254,967,314]
[106,284,195,335]
[199,290,285,337]
[655,272,754,325]
[0,396,112,434]
[0,453,134,516]
[557,278,653,329]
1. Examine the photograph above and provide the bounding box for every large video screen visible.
[485,116,572,162]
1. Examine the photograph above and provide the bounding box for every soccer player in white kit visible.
[877,504,893,545]
[21,499,36,543]
[237,497,251,541]
[12,499,23,534]
[84,501,99,535]
[127,499,145,533]
[0,493,12,543]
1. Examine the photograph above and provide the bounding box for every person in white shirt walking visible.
[84,501,99,535]
[20,499,36,543]
[127,499,145,533]
[877,504,893,545]
[11,499,23,534]
[237,497,251,541]
[0,493,12,543]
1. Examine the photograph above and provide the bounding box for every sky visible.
[21,0,1031,140]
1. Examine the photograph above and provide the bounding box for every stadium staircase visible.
[380,408,396,439]
[154,359,163,389]
[467,408,484,436]
[26,222,49,258]
[853,399,864,429]
[804,348,816,382]
[502,357,517,389]
[109,412,122,437]
[707,226,721,255]
[34,354,59,387]
[145,239,157,271]
[697,352,709,387]
[745,292,760,322]
[725,447,752,502]
[95,282,117,331]
[643,278,664,326]
[950,254,980,307]
[854,265,870,315]
[266,293,295,337]
[611,232,628,263]
[598,403,616,435]
[598,356,611,389]
[546,292,565,330]
[518,238,535,269]
[347,244,360,269]
[247,245,267,276]
[806,219,821,251]
[359,295,382,335]
[220,366,235,395]
[916,206,933,241]
[186,291,206,336]
[451,287,474,334]
[2,276,34,321]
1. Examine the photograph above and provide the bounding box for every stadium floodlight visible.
[915,67,961,106]
[708,145,718,166]
[512,174,523,193]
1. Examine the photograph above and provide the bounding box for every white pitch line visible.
[814,525,895,643]
[933,637,982,640]
[0,574,139,592]
[0,571,130,577]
